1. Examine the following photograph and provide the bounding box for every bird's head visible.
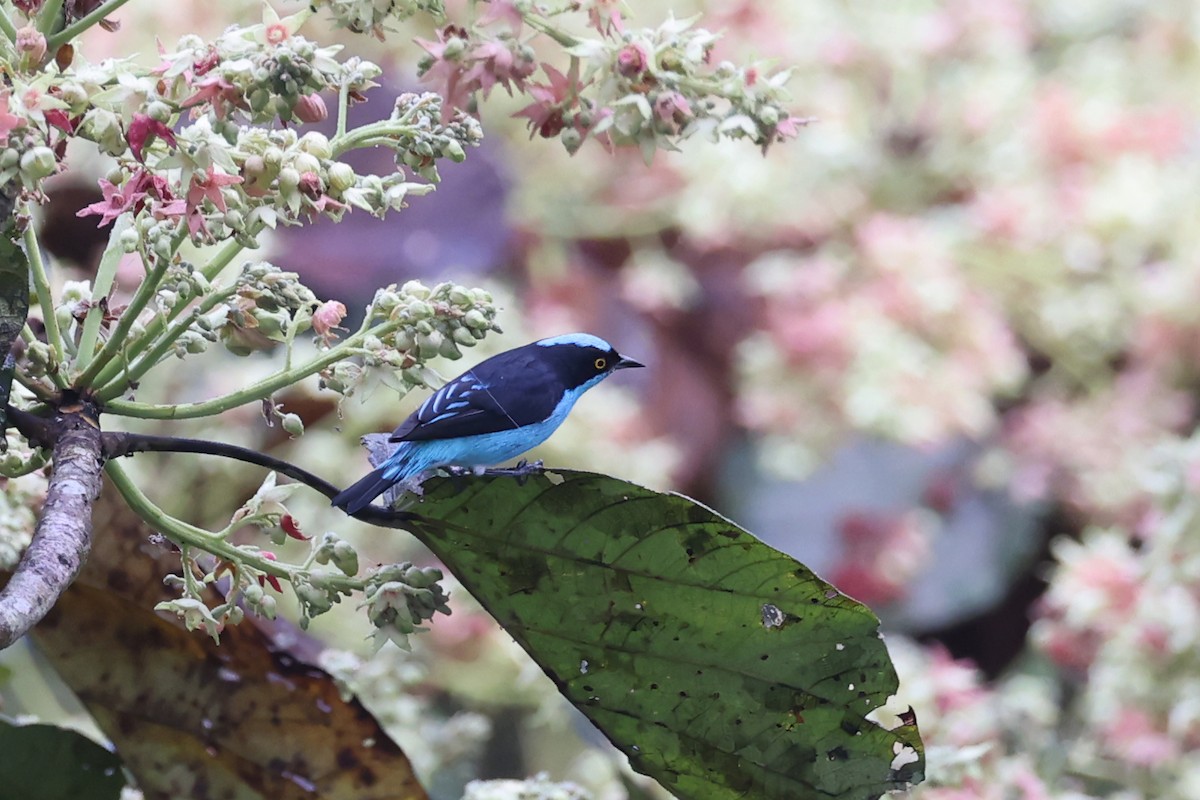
[535,333,644,391]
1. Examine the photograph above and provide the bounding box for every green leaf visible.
[0,719,125,800]
[408,471,925,800]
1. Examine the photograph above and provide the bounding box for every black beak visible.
[614,356,645,370]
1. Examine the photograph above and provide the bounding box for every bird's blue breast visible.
[379,373,607,482]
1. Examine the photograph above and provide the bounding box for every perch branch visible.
[0,403,103,649]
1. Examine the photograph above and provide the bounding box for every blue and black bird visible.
[331,333,644,514]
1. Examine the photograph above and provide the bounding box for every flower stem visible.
[35,0,63,36]
[74,214,132,376]
[73,236,179,391]
[105,459,291,581]
[103,317,400,420]
[87,234,251,392]
[0,8,18,42]
[336,79,349,141]
[523,12,581,48]
[93,287,237,403]
[46,0,137,51]
[105,459,366,592]
[23,216,68,389]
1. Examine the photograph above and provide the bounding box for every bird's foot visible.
[484,459,544,486]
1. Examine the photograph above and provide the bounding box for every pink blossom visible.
[126,113,178,162]
[181,73,244,119]
[477,0,524,34]
[653,91,692,133]
[616,42,650,77]
[186,166,242,214]
[514,63,586,139]
[1102,708,1179,768]
[584,0,625,36]
[829,510,931,606]
[312,300,347,344]
[76,179,147,227]
[0,93,24,137]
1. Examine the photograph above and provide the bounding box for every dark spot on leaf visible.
[826,746,849,761]
[650,683,658,690]
[359,767,378,786]
[760,654,769,661]
[719,530,740,539]
[679,691,689,698]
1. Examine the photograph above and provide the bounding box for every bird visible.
[332,333,644,514]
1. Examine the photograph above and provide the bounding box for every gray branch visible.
[0,411,103,649]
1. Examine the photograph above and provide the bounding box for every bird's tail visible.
[331,467,396,515]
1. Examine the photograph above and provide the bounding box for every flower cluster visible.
[735,221,1028,478]
[413,3,804,157]
[7,9,479,250]
[361,563,452,651]
[310,0,445,39]
[320,279,500,402]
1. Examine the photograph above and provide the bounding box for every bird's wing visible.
[389,352,560,442]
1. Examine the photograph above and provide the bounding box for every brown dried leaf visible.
[29,486,427,800]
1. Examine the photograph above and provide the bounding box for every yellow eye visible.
[594,357,607,370]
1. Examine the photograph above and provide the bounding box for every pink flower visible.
[186,165,242,214]
[1103,708,1179,768]
[76,178,147,227]
[477,0,524,33]
[514,63,586,139]
[312,300,347,344]
[126,113,177,161]
[616,42,650,77]
[181,74,243,119]
[0,93,24,137]
[829,510,931,606]
[654,91,693,133]
[265,22,289,45]
[585,0,625,36]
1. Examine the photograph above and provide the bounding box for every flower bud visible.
[298,132,332,160]
[293,152,321,175]
[15,25,46,68]
[327,162,355,193]
[281,413,304,437]
[292,93,328,124]
[19,146,57,180]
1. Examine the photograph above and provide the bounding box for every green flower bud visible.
[332,541,358,576]
[118,226,140,253]
[298,132,332,160]
[20,146,57,180]
[257,594,277,618]
[292,152,321,175]
[401,280,430,300]
[0,149,19,170]
[277,166,301,191]
[327,162,355,193]
[444,139,466,162]
[281,413,304,437]
[417,330,443,358]
[452,326,475,346]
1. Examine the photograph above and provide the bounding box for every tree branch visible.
[0,406,103,649]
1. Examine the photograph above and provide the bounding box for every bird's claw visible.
[484,459,544,486]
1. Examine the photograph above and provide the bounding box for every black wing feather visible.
[389,346,562,442]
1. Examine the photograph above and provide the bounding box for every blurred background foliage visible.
[5,0,1200,797]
